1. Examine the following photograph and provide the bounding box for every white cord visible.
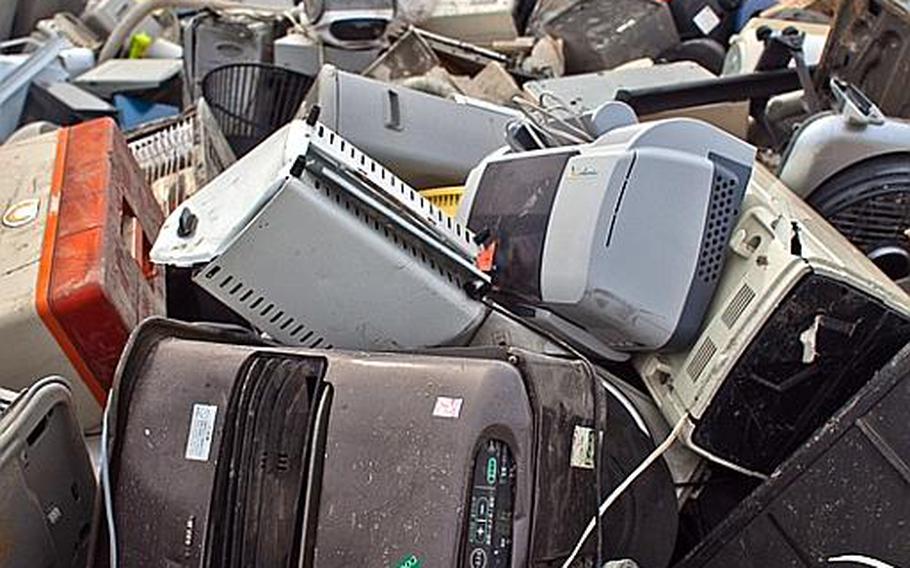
[828,555,896,568]
[685,439,770,481]
[101,398,117,568]
[560,415,688,568]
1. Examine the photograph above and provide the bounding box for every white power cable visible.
[685,438,770,481]
[560,415,689,568]
[101,398,118,568]
[828,555,896,568]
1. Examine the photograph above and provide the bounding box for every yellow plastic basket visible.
[419,186,464,218]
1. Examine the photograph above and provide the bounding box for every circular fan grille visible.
[810,155,910,282]
[826,189,910,252]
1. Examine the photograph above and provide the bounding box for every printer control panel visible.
[463,439,515,568]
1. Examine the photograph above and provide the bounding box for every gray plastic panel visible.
[303,65,515,188]
[194,176,486,350]
[0,378,95,567]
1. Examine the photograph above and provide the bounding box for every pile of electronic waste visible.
[2,0,910,567]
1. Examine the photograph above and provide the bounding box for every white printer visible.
[458,117,756,358]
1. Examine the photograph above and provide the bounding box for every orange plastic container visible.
[0,118,165,428]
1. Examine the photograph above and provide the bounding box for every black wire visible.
[480,297,605,567]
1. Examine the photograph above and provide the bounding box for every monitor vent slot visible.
[687,337,717,382]
[721,284,756,329]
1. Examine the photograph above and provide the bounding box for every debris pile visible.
[2,1,910,567]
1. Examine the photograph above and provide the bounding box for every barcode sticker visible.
[185,404,217,462]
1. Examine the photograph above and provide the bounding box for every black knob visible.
[305,105,321,126]
[177,207,198,238]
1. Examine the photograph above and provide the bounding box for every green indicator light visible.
[486,456,498,485]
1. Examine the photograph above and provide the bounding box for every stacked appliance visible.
[635,165,910,476]
[0,377,96,567]
[92,318,679,567]
[152,118,488,351]
[457,116,756,360]
[141,103,910,567]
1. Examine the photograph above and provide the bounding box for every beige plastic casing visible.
[0,132,98,430]
[635,165,910,454]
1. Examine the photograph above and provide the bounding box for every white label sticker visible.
[693,5,721,35]
[185,404,217,462]
[432,396,463,419]
[571,425,596,469]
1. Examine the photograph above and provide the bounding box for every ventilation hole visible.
[687,337,718,381]
[300,331,314,342]
[205,266,221,279]
[250,297,263,309]
[240,290,253,302]
[270,310,284,323]
[310,337,324,348]
[340,141,346,151]
[261,303,274,316]
[290,324,304,337]
[219,275,233,288]
[280,317,293,330]
[229,282,243,295]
